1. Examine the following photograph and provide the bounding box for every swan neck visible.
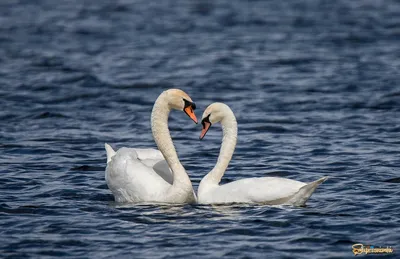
[151,93,190,188]
[204,112,237,185]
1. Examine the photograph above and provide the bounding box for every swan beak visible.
[184,106,198,124]
[199,121,211,140]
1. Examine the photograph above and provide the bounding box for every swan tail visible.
[105,143,116,163]
[289,176,328,206]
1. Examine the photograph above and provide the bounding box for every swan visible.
[197,102,327,206]
[105,89,198,204]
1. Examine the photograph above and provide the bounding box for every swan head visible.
[165,89,198,124]
[200,102,233,140]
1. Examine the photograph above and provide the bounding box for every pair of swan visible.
[105,89,327,205]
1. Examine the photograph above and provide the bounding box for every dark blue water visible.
[1,0,399,258]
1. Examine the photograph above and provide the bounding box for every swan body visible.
[197,103,327,206]
[105,89,198,204]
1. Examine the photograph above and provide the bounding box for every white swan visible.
[105,89,198,204]
[197,102,327,206]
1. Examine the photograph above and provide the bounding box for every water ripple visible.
[0,0,399,258]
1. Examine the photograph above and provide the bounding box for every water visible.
[1,0,399,258]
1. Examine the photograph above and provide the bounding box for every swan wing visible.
[200,177,307,204]
[152,160,173,185]
[105,147,171,203]
[128,148,174,184]
[133,149,174,185]
[132,148,164,161]
[107,146,174,183]
[246,177,306,203]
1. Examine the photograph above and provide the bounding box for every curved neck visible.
[202,112,237,185]
[151,92,191,188]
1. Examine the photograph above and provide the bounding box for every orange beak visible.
[199,121,211,140]
[184,106,198,124]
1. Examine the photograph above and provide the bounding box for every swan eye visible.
[201,114,211,128]
[183,98,195,110]
[183,98,198,124]
[200,114,212,140]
